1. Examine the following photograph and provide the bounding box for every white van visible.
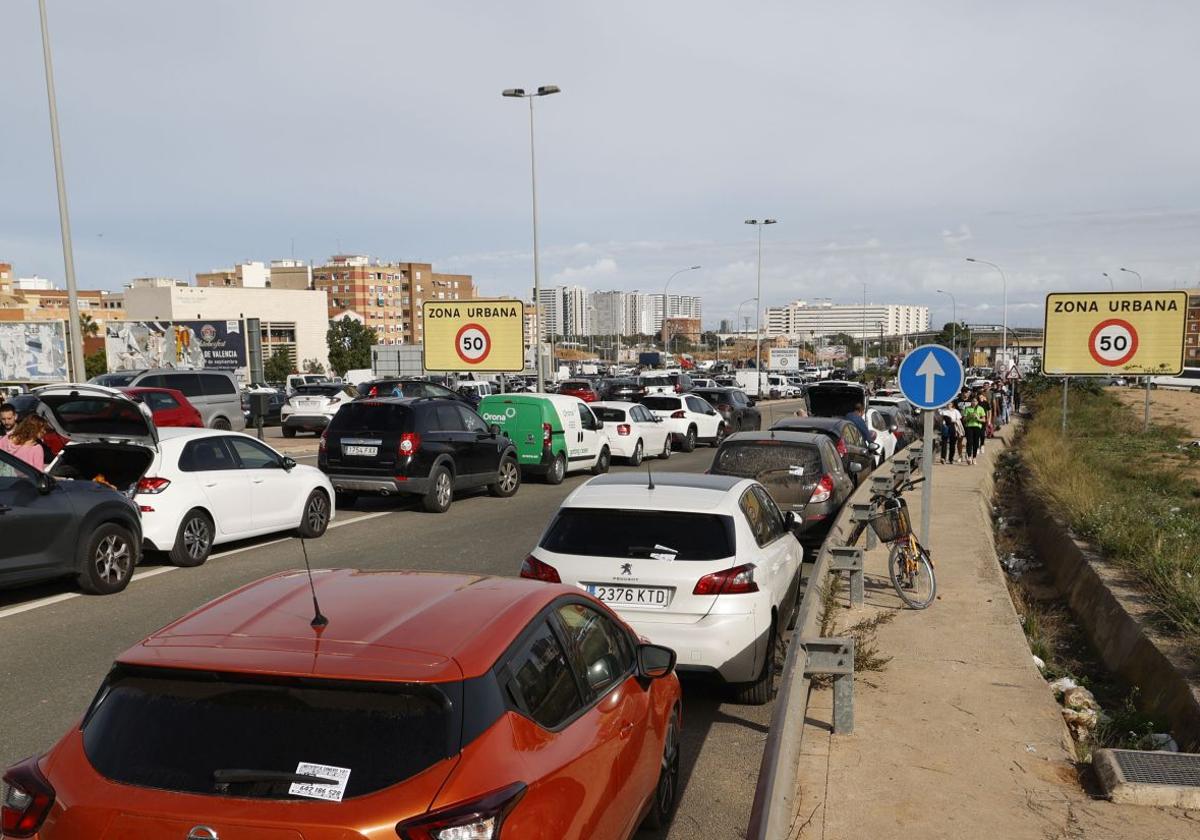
[1151,369,1200,393]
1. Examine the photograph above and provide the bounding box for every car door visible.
[632,404,668,453]
[686,395,720,437]
[429,403,470,480]
[177,437,254,537]
[224,436,296,531]
[575,403,604,463]
[456,404,502,481]
[141,390,186,427]
[734,390,761,430]
[0,451,76,580]
[747,485,801,629]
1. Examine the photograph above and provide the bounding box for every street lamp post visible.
[737,297,758,342]
[966,258,1008,376]
[745,220,776,394]
[1120,267,1143,289]
[1101,272,1114,291]
[662,265,701,348]
[503,84,560,393]
[38,0,84,381]
[936,289,957,357]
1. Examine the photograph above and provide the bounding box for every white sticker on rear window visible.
[789,465,805,476]
[288,762,351,802]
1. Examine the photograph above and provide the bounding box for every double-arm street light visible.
[1120,267,1143,289]
[966,257,1008,375]
[936,288,957,357]
[745,220,776,383]
[503,84,560,392]
[662,265,701,346]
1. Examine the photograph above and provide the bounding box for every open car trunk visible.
[805,382,868,418]
[50,443,154,495]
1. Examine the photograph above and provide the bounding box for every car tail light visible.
[2,758,55,839]
[399,433,421,456]
[396,782,526,840]
[617,424,631,436]
[542,423,553,446]
[835,438,847,457]
[368,385,379,397]
[520,555,561,583]
[674,384,682,393]
[671,410,686,419]
[694,563,758,595]
[810,474,835,504]
[135,476,170,494]
[717,403,733,416]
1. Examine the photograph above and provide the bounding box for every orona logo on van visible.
[481,407,517,423]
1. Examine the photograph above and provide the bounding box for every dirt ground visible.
[1113,385,1200,483]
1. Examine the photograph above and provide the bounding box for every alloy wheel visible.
[500,461,519,493]
[184,516,211,561]
[94,534,132,585]
[659,717,680,814]
[306,493,329,532]
[436,473,452,508]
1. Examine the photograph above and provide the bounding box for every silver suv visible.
[89,369,245,430]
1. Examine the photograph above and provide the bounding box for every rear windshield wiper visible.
[213,768,337,786]
[627,544,679,558]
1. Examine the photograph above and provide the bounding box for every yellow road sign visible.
[1042,291,1187,376]
[422,299,525,372]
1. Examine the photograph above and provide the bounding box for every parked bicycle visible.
[844,476,937,609]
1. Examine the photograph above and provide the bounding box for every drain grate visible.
[1112,749,1200,787]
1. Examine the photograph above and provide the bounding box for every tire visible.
[888,541,937,609]
[298,489,331,538]
[681,426,697,453]
[544,452,566,485]
[211,416,232,431]
[659,436,672,460]
[488,457,522,497]
[76,523,137,595]
[641,707,682,830]
[785,573,803,631]
[281,426,296,438]
[731,623,776,706]
[628,439,644,467]
[711,423,727,447]
[591,446,611,475]
[422,466,454,513]
[169,509,214,568]
[335,491,358,509]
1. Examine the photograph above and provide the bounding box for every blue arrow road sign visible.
[898,344,965,410]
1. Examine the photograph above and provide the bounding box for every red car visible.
[558,380,599,402]
[3,570,682,839]
[120,386,204,428]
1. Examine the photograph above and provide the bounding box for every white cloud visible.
[551,257,618,283]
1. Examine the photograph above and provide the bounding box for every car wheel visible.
[281,426,296,438]
[628,439,644,466]
[335,491,358,509]
[591,446,611,475]
[660,436,672,459]
[488,457,522,498]
[170,509,214,568]
[641,707,682,830]
[211,416,232,431]
[545,452,566,485]
[712,423,726,447]
[681,426,697,453]
[422,467,453,513]
[731,623,776,706]
[298,489,331,538]
[76,523,137,595]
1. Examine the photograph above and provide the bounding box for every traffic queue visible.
[0,375,917,838]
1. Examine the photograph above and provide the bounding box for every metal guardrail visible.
[746,452,920,840]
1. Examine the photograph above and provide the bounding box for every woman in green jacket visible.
[963,397,987,464]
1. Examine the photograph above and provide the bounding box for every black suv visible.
[319,397,521,513]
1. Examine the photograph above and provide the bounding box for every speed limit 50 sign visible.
[1043,291,1187,376]
[423,299,525,372]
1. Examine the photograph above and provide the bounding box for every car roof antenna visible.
[299,538,328,629]
[646,462,655,490]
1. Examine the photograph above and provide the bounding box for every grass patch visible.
[816,574,895,682]
[1021,386,1200,643]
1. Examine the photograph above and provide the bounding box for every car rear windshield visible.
[295,384,353,397]
[540,508,735,560]
[592,407,626,422]
[89,372,139,387]
[713,442,823,480]
[82,668,456,799]
[641,396,681,411]
[330,401,412,432]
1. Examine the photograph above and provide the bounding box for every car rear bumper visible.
[283,414,331,431]
[605,437,638,458]
[324,473,430,496]
[625,611,761,683]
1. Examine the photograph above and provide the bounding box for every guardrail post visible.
[803,637,855,734]
[850,502,876,550]
[892,460,911,484]
[906,449,923,473]
[870,474,892,497]
[829,546,864,606]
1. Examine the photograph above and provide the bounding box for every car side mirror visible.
[747,398,756,407]
[489,424,501,436]
[849,461,863,473]
[595,419,605,429]
[784,510,797,529]
[637,643,677,680]
[281,456,297,471]
[35,472,55,494]
[587,657,617,691]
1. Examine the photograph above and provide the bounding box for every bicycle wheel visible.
[887,540,936,609]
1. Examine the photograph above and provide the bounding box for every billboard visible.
[105,320,247,374]
[422,300,525,372]
[768,347,800,371]
[1043,291,1187,376]
[0,321,69,382]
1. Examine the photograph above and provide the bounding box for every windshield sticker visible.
[650,543,678,562]
[288,762,351,802]
[788,465,805,476]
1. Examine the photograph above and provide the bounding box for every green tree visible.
[263,348,294,384]
[78,312,99,338]
[302,358,325,375]
[326,317,376,376]
[84,350,107,380]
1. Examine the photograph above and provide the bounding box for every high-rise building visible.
[765,299,929,339]
[590,290,626,336]
[314,256,475,346]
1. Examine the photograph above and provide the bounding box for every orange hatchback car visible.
[3,570,683,840]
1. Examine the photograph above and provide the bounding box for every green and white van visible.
[478,393,611,484]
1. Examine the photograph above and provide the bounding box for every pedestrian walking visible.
[938,411,959,464]
[962,397,987,464]
[0,415,49,471]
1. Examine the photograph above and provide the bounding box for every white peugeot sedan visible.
[640,393,727,452]
[590,400,673,465]
[522,472,803,704]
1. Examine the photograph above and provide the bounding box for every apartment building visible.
[1186,289,1200,366]
[313,255,475,345]
[196,261,270,289]
[765,299,929,339]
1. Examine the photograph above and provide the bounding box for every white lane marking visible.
[0,511,397,621]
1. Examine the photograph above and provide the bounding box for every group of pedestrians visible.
[0,401,52,471]
[937,381,1014,466]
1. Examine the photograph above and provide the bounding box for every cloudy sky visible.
[3,1,1199,329]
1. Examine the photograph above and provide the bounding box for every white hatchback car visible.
[524,472,804,704]
[640,393,727,452]
[590,401,673,465]
[281,383,358,437]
